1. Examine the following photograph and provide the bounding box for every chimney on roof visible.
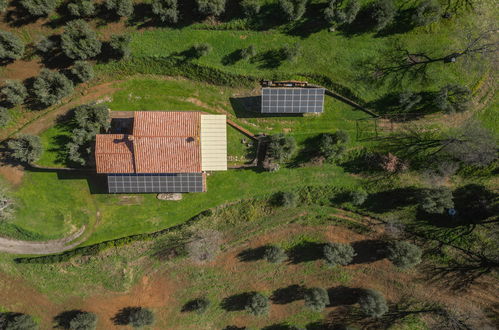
[127,135,134,141]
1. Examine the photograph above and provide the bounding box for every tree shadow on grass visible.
[221,292,253,311]
[362,187,421,213]
[112,307,139,326]
[251,49,286,69]
[54,310,84,329]
[288,241,325,264]
[222,49,243,66]
[271,284,305,304]
[284,2,330,38]
[327,286,361,307]
[237,246,267,262]
[351,239,386,264]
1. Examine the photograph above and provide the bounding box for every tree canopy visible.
[245,293,269,315]
[152,0,180,24]
[68,311,97,330]
[61,20,102,60]
[20,0,57,17]
[70,61,94,83]
[196,0,226,17]
[304,287,330,311]
[7,134,42,164]
[387,241,422,268]
[369,0,396,31]
[31,69,74,107]
[279,0,307,21]
[419,187,454,214]
[67,0,96,18]
[323,242,356,266]
[0,80,28,107]
[359,289,388,318]
[266,134,297,163]
[105,0,134,17]
[127,308,154,328]
[0,30,25,62]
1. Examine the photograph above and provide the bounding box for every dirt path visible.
[0,226,85,254]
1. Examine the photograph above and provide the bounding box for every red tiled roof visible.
[95,112,202,174]
[95,134,134,173]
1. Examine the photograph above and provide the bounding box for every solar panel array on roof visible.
[107,173,204,193]
[261,88,325,113]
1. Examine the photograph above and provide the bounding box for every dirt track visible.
[0,226,85,254]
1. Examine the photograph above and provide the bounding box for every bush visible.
[0,107,10,127]
[192,43,212,58]
[70,61,94,83]
[184,298,210,314]
[127,308,154,328]
[273,191,298,207]
[1,80,28,107]
[266,134,297,163]
[240,45,256,60]
[67,0,95,17]
[105,0,133,17]
[186,229,223,263]
[0,30,25,61]
[369,0,395,31]
[304,287,330,311]
[31,69,74,107]
[323,242,356,266]
[263,245,287,263]
[358,289,388,318]
[20,0,57,17]
[433,84,471,113]
[387,241,422,268]
[279,0,307,21]
[241,0,261,17]
[108,34,131,59]
[349,189,367,206]
[0,313,37,330]
[61,20,101,60]
[412,0,440,26]
[245,293,269,316]
[419,187,454,214]
[318,131,348,162]
[196,0,226,16]
[7,134,42,164]
[152,0,179,24]
[69,311,97,330]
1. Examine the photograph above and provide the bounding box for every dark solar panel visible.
[261,88,325,113]
[107,173,204,193]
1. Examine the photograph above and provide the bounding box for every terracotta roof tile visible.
[95,134,134,173]
[133,112,201,137]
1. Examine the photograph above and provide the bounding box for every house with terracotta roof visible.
[95,111,227,193]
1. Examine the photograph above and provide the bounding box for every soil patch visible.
[0,163,24,186]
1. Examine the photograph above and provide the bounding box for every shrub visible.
[412,0,440,26]
[70,61,94,83]
[184,298,210,314]
[1,313,37,330]
[192,43,212,58]
[241,0,261,17]
[1,80,28,107]
[433,84,471,113]
[358,289,388,318]
[0,107,10,127]
[31,69,74,107]
[105,0,133,17]
[318,131,348,162]
[152,0,179,24]
[196,0,226,17]
[0,30,25,61]
[266,134,297,163]
[67,0,95,17]
[7,134,42,163]
[20,0,57,17]
[186,229,223,263]
[279,0,307,21]
[127,308,154,328]
[387,241,422,268]
[282,44,301,62]
[61,20,101,60]
[349,189,367,206]
[304,287,330,311]
[240,45,256,60]
[323,242,356,266]
[108,34,131,59]
[273,191,298,207]
[68,311,97,330]
[419,187,454,214]
[245,293,269,316]
[369,0,395,31]
[263,245,287,263]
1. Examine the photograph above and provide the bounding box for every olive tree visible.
[318,130,349,162]
[323,242,356,266]
[0,107,10,127]
[412,0,440,26]
[359,289,388,318]
[152,0,179,24]
[7,134,42,164]
[68,311,97,330]
[31,69,74,107]
[105,0,134,17]
[0,0,7,12]
[0,30,25,62]
[273,191,298,207]
[0,185,15,221]
[61,20,102,60]
[304,287,330,311]
[67,0,96,18]
[387,241,422,268]
[245,293,269,316]
[433,84,471,113]
[127,308,154,328]
[241,0,261,17]
[419,187,454,214]
[278,0,307,21]
[196,0,226,16]
[324,0,360,25]
[266,134,297,163]
[70,61,94,83]
[20,0,57,17]
[108,34,131,59]
[263,245,287,263]
[1,80,28,107]
[0,313,37,330]
[369,0,395,31]
[74,103,109,131]
[349,189,368,206]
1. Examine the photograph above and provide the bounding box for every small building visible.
[261,83,325,114]
[95,111,227,193]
